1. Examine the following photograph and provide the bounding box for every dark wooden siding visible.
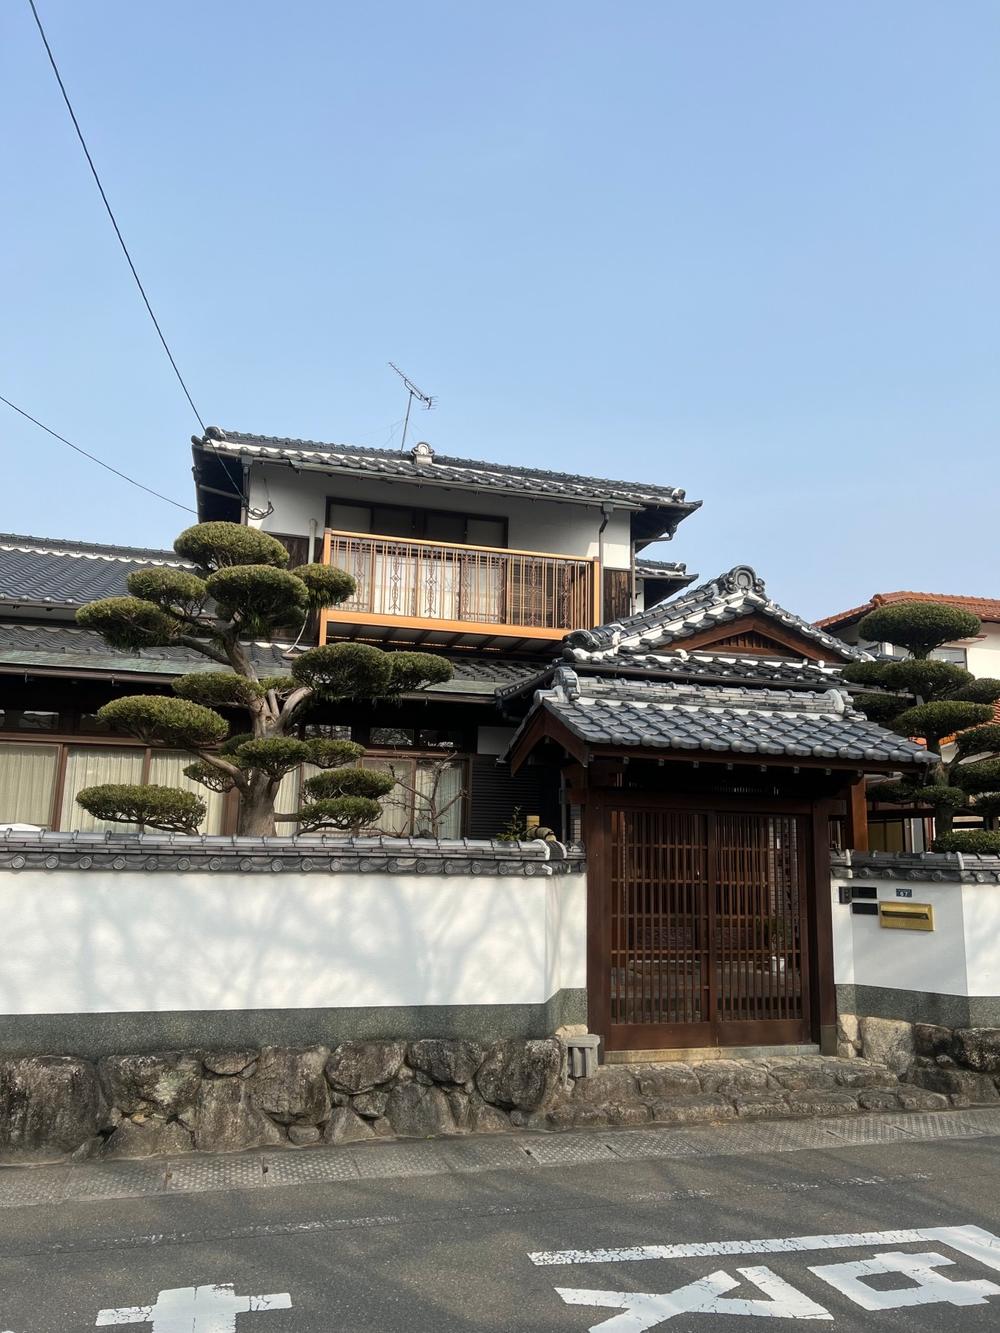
[467,755,561,839]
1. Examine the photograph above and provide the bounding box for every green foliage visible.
[956,725,1000,759]
[972,793,1000,817]
[76,597,180,651]
[76,783,206,833]
[387,651,454,692]
[890,700,993,743]
[304,738,365,769]
[183,760,239,793]
[302,768,395,801]
[933,830,1000,854]
[866,779,921,805]
[174,522,289,572]
[911,785,969,810]
[495,806,555,841]
[220,732,254,754]
[297,796,383,833]
[849,691,907,726]
[205,565,309,634]
[98,695,228,748]
[291,563,356,610]
[232,736,310,778]
[173,672,265,707]
[259,675,298,695]
[126,568,207,616]
[953,758,1000,794]
[844,658,972,699]
[858,601,981,659]
[292,642,394,697]
[954,678,1000,705]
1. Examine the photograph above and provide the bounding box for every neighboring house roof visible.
[634,557,695,580]
[504,666,934,769]
[0,533,186,608]
[817,591,1000,631]
[192,429,700,528]
[564,565,867,663]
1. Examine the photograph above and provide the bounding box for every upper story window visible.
[930,646,969,668]
[326,499,507,549]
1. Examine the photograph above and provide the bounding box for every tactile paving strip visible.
[349,1142,455,1180]
[602,1130,708,1161]
[163,1154,266,1193]
[262,1151,360,1186]
[0,1167,69,1207]
[441,1138,535,1173]
[64,1162,169,1201]
[885,1113,988,1140]
[519,1135,618,1165]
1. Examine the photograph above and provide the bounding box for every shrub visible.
[76,784,206,833]
[955,678,1000,705]
[387,651,454,692]
[932,830,1000,854]
[858,602,981,659]
[183,760,238,793]
[259,675,298,695]
[291,563,356,609]
[231,737,310,778]
[890,700,994,743]
[849,691,907,726]
[98,695,229,748]
[302,768,394,801]
[952,758,1000,794]
[955,725,1000,759]
[304,738,365,769]
[848,658,972,698]
[911,785,969,809]
[126,567,207,612]
[173,672,265,707]
[174,522,289,571]
[76,597,180,651]
[205,566,309,634]
[297,796,383,832]
[220,731,254,754]
[292,642,394,697]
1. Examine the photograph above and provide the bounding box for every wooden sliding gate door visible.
[591,801,814,1051]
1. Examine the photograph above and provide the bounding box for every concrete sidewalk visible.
[3,1104,1000,1212]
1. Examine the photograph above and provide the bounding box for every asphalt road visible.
[3,1132,1000,1332]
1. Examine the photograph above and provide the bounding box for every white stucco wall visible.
[831,873,1000,999]
[0,869,586,1017]
[248,463,635,568]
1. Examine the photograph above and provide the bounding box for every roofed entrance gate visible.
[591,795,815,1051]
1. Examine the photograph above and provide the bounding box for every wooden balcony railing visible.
[320,529,599,643]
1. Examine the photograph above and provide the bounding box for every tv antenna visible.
[388,362,435,452]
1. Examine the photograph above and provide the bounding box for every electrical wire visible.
[0,394,197,514]
[26,0,252,509]
[27,0,204,433]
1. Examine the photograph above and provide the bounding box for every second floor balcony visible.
[319,529,599,651]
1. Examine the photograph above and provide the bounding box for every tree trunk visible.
[236,775,277,836]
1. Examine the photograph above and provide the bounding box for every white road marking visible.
[557,1268,833,1330]
[96,1284,291,1333]
[810,1251,1000,1311]
[529,1224,1000,1266]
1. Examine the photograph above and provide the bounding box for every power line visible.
[26,0,205,434]
[0,394,197,515]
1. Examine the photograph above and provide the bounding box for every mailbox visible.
[878,901,934,932]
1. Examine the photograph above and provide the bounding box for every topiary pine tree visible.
[842,601,1000,851]
[75,522,452,836]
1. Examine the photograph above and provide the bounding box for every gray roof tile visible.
[0,534,187,606]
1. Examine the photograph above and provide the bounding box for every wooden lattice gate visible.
[588,799,816,1051]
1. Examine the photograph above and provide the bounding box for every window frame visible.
[324,497,509,549]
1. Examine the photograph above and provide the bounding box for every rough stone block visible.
[696,1061,770,1096]
[385,1083,456,1138]
[0,1056,105,1159]
[322,1107,375,1144]
[914,1024,954,1061]
[351,1090,389,1120]
[475,1039,562,1111]
[635,1064,700,1099]
[190,1078,284,1152]
[837,1013,861,1055]
[857,1017,915,1075]
[407,1039,483,1086]
[907,1066,999,1103]
[98,1052,202,1117]
[785,1090,860,1117]
[856,1089,902,1112]
[101,1116,193,1159]
[288,1124,322,1146]
[830,1060,897,1089]
[648,1095,735,1125]
[897,1088,950,1112]
[732,1093,796,1120]
[767,1061,837,1092]
[952,1028,1000,1074]
[203,1050,258,1077]
[570,1065,638,1105]
[325,1041,407,1094]
[251,1046,330,1125]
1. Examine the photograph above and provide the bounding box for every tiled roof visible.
[817,591,1000,630]
[0,534,186,607]
[507,667,934,767]
[0,619,537,692]
[634,557,693,579]
[196,429,700,513]
[564,565,867,663]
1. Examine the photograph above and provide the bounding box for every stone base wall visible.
[838,1014,1000,1106]
[0,1037,575,1164]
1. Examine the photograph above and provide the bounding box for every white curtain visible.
[0,743,59,827]
[60,746,145,832]
[273,765,302,833]
[414,761,464,837]
[363,757,412,835]
[148,751,226,834]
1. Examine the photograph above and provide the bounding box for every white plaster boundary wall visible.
[832,851,1000,1028]
[0,834,587,1054]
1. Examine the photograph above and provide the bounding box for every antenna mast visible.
[388,362,435,452]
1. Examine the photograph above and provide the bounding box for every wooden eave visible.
[666,611,845,663]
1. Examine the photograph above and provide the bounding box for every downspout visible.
[598,502,613,623]
[308,518,318,564]
[630,536,637,617]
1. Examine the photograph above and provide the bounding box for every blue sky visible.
[2,2,996,618]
